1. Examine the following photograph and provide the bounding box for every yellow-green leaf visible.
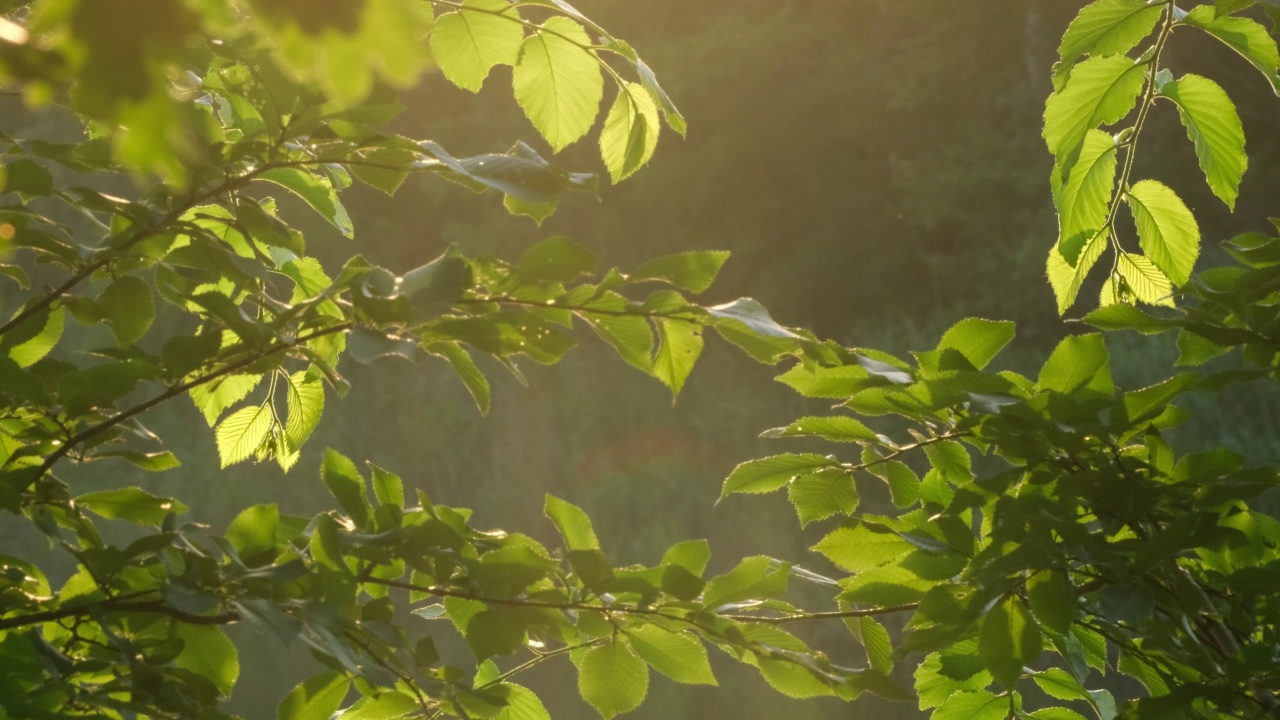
[215,403,273,467]
[431,0,525,92]
[1125,179,1200,285]
[599,83,659,182]
[1053,0,1163,91]
[1159,73,1247,209]
[513,17,603,152]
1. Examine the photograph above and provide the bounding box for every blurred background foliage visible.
[6,1,1280,717]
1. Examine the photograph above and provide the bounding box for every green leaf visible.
[930,317,1017,371]
[428,341,491,414]
[578,640,649,719]
[1125,179,1200,285]
[1038,333,1110,395]
[336,691,418,719]
[544,494,599,550]
[933,691,1008,720]
[1158,74,1247,209]
[257,167,353,237]
[1048,221,1107,313]
[76,487,186,526]
[721,453,840,497]
[1043,55,1146,167]
[661,539,710,575]
[652,318,702,398]
[631,251,729,294]
[322,449,374,529]
[1033,667,1092,704]
[225,504,279,565]
[600,83,660,182]
[762,415,878,443]
[1027,570,1076,635]
[1181,6,1280,94]
[282,370,325,461]
[513,16,603,152]
[430,0,525,92]
[1029,710,1090,720]
[585,312,653,373]
[370,464,405,510]
[1117,651,1171,696]
[215,403,273,468]
[636,57,686,136]
[812,524,912,573]
[627,624,716,685]
[702,555,788,608]
[915,647,991,710]
[97,275,155,345]
[191,374,264,426]
[754,658,834,699]
[3,158,54,195]
[707,297,800,339]
[173,625,238,695]
[1175,329,1231,366]
[1054,129,1117,264]
[494,684,551,720]
[858,617,893,673]
[278,672,350,720]
[1109,252,1174,307]
[516,235,596,283]
[8,305,64,368]
[787,469,859,527]
[979,595,1042,687]
[1053,0,1164,91]
[93,450,181,472]
[1082,304,1177,334]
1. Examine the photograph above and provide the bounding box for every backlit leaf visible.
[721,453,840,497]
[1159,73,1247,208]
[787,469,859,527]
[257,167,353,238]
[652,318,702,398]
[1044,55,1146,171]
[812,524,912,573]
[1054,129,1117,264]
[513,17,603,151]
[173,625,239,695]
[632,251,729,294]
[76,487,186,526]
[578,641,648,719]
[431,0,525,92]
[544,494,599,551]
[627,624,716,685]
[1125,179,1200,285]
[979,595,1042,687]
[98,275,155,345]
[1053,0,1163,91]
[215,403,273,467]
[1181,6,1280,94]
[599,83,659,182]
[278,673,350,720]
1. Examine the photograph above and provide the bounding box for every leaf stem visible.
[1102,1,1177,265]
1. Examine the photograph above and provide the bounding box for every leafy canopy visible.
[2,1,1280,719]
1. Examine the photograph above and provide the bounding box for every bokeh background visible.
[7,2,1280,717]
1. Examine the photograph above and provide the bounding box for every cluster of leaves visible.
[717,1,1280,718]
[3,0,1280,718]
[0,0,920,717]
[0,448,907,718]
[1044,0,1280,313]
